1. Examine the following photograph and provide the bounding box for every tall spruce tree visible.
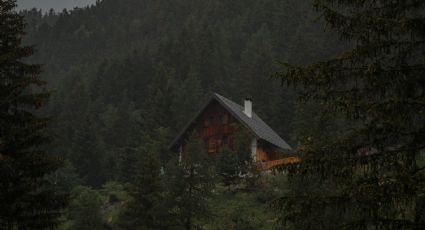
[233,125,254,175]
[69,120,104,187]
[116,148,164,230]
[171,69,205,131]
[164,133,214,230]
[275,1,425,229]
[216,146,240,186]
[68,186,104,230]
[0,1,66,228]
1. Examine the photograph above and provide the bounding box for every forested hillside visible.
[22,0,341,187]
[1,0,422,228]
[16,1,346,228]
[5,0,423,229]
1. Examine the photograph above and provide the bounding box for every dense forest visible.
[2,0,424,229]
[17,0,342,228]
[21,0,342,187]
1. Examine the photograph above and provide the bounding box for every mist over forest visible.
[2,0,425,229]
[17,0,96,11]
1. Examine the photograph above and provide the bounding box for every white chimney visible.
[244,97,252,118]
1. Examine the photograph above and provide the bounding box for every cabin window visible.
[222,114,228,124]
[223,136,228,145]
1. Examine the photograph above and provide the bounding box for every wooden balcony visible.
[258,157,300,170]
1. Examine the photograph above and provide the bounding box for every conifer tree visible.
[0,1,66,228]
[275,1,425,229]
[239,24,277,118]
[171,69,205,131]
[216,146,240,186]
[69,120,104,187]
[233,125,254,175]
[68,186,104,230]
[117,147,138,184]
[116,148,164,230]
[164,133,214,230]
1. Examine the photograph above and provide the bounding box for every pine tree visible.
[140,66,176,133]
[233,125,254,175]
[164,133,214,230]
[171,69,205,131]
[216,146,240,186]
[69,119,104,187]
[0,1,66,228]
[116,148,164,230]
[117,147,138,184]
[239,24,278,120]
[275,1,425,229]
[68,186,104,230]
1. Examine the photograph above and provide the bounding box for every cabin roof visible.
[170,93,292,151]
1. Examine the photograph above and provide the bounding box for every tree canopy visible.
[275,0,425,229]
[0,0,66,228]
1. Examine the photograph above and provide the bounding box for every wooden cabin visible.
[169,93,299,170]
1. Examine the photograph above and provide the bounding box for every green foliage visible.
[115,149,164,229]
[69,120,105,187]
[48,160,83,194]
[275,0,425,229]
[216,147,240,186]
[233,125,253,164]
[0,1,66,228]
[206,188,275,230]
[68,186,105,230]
[222,207,260,230]
[232,125,254,177]
[164,133,214,230]
[116,147,138,184]
[17,0,343,189]
[14,0,359,228]
[100,181,128,205]
[171,70,206,131]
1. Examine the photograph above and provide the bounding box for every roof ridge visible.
[212,93,292,151]
[169,93,292,151]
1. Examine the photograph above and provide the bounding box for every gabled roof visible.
[170,93,292,151]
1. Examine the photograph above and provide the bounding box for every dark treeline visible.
[2,0,423,229]
[21,0,341,187]
[15,1,344,229]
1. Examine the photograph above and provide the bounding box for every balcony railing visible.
[258,157,300,170]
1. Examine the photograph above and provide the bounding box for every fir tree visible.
[116,148,164,230]
[164,133,214,230]
[69,120,104,187]
[116,147,138,184]
[233,125,254,175]
[68,186,104,230]
[216,146,240,186]
[275,1,425,229]
[171,69,205,131]
[0,1,66,228]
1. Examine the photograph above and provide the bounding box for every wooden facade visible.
[170,93,298,170]
[178,100,291,166]
[255,139,285,162]
[195,100,236,155]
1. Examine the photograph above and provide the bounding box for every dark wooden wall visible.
[194,100,237,155]
[181,100,283,162]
